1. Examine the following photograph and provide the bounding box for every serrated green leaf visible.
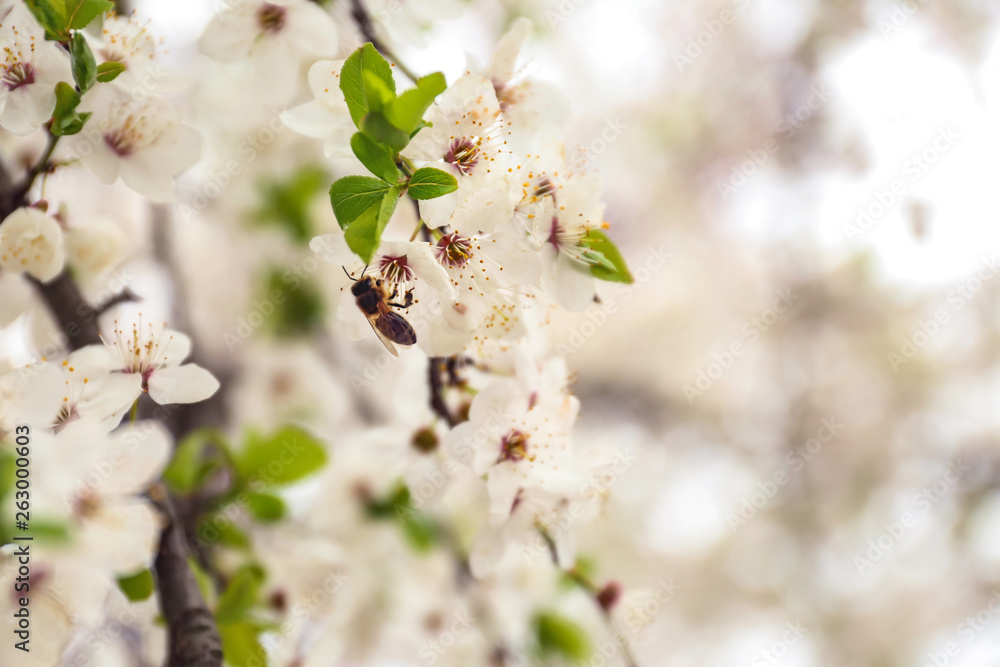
[116,569,155,602]
[236,425,327,488]
[350,132,399,183]
[65,0,113,30]
[407,167,458,200]
[360,111,410,152]
[340,43,396,128]
[342,186,399,263]
[329,175,392,230]
[23,0,64,36]
[385,72,446,134]
[246,492,286,523]
[96,60,125,82]
[581,229,634,284]
[70,32,97,92]
[534,612,591,662]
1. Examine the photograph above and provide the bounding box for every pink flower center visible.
[435,233,473,269]
[378,254,414,285]
[498,430,529,463]
[444,138,480,175]
[1,62,34,91]
[258,3,287,33]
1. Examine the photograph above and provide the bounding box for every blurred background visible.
[7,0,1000,665]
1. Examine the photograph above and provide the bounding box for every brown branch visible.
[428,357,457,426]
[348,0,420,82]
[154,494,224,667]
[1,138,223,667]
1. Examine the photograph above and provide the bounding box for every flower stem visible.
[535,525,642,667]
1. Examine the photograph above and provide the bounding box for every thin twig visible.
[348,0,421,82]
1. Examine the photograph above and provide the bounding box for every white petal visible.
[1,84,56,135]
[487,17,531,83]
[147,363,219,404]
[89,372,143,430]
[81,500,161,573]
[286,1,339,55]
[555,257,596,312]
[158,330,193,366]
[102,420,173,495]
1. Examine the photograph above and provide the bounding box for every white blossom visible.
[0,2,72,135]
[0,206,66,282]
[68,84,201,203]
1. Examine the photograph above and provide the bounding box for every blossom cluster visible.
[0,1,640,664]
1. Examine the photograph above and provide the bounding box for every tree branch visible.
[348,0,421,82]
[155,494,224,667]
[0,137,223,667]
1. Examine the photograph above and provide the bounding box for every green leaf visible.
[65,0,113,31]
[162,428,229,494]
[362,70,394,114]
[534,612,591,662]
[188,558,215,608]
[96,61,126,82]
[329,175,392,230]
[25,0,112,38]
[23,0,66,38]
[360,111,410,152]
[254,166,328,244]
[581,229,634,284]
[219,622,267,667]
[385,72,447,134]
[50,81,91,136]
[215,564,264,624]
[407,167,458,200]
[198,515,251,549]
[236,425,327,488]
[70,32,97,93]
[263,268,325,338]
[364,484,439,553]
[246,492,286,523]
[116,569,155,602]
[342,186,399,263]
[350,132,399,183]
[340,43,396,128]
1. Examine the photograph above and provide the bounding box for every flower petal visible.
[147,363,219,405]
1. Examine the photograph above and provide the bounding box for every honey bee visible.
[347,268,417,356]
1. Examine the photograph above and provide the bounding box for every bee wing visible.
[364,313,399,357]
[375,309,417,347]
